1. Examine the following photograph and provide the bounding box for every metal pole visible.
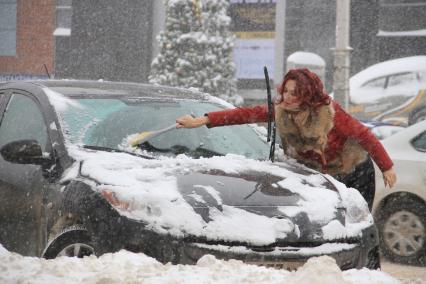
[333,0,351,111]
[151,0,166,60]
[274,0,286,86]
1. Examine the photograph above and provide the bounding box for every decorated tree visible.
[149,0,241,105]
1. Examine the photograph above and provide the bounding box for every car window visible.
[387,72,417,88]
[0,93,49,152]
[418,70,426,82]
[361,77,386,89]
[56,97,269,160]
[412,131,426,152]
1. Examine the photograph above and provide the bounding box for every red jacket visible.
[206,102,393,172]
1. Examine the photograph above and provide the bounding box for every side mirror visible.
[0,140,50,165]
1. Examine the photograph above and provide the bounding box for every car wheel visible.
[377,197,426,265]
[409,108,426,125]
[42,225,95,259]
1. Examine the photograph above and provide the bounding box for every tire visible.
[376,196,426,265]
[42,225,95,259]
[366,246,381,270]
[409,108,426,125]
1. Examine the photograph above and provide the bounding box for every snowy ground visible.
[0,244,402,284]
[381,261,426,284]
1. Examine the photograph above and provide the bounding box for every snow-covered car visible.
[0,80,379,270]
[347,56,426,126]
[372,120,426,265]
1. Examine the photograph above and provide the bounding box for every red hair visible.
[277,68,331,110]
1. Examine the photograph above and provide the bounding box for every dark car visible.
[0,80,379,270]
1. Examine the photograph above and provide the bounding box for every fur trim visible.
[275,104,367,175]
[275,104,334,158]
[326,139,367,175]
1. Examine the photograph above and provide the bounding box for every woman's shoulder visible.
[329,100,348,120]
[316,101,336,120]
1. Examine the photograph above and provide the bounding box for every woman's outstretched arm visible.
[177,104,270,129]
[176,115,210,128]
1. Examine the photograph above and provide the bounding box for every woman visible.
[176,68,396,209]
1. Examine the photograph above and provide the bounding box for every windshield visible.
[55,96,269,160]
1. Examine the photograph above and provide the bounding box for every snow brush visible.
[129,123,178,147]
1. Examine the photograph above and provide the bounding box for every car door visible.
[411,130,426,192]
[0,91,55,256]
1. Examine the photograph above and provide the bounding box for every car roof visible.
[350,56,426,89]
[0,80,210,101]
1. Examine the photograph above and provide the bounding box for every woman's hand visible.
[176,115,210,129]
[383,168,397,188]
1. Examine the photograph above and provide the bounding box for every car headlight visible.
[100,189,131,210]
[346,202,371,223]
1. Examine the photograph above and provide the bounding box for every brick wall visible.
[0,0,55,76]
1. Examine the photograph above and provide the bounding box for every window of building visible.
[379,0,426,34]
[380,0,426,6]
[0,0,17,56]
[54,0,72,37]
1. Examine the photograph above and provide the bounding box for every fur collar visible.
[275,104,367,175]
[275,104,335,158]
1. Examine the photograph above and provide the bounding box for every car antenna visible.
[264,66,276,162]
[43,64,51,79]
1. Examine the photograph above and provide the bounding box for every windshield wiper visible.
[138,142,223,158]
[82,145,154,159]
[191,146,224,158]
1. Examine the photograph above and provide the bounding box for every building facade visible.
[54,0,154,82]
[0,0,55,80]
[283,0,426,91]
[0,0,424,90]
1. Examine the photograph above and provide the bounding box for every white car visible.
[373,120,426,265]
[347,56,426,126]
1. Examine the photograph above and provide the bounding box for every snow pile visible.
[0,245,399,284]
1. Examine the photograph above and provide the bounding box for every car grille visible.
[247,260,305,270]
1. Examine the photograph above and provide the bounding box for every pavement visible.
[381,260,426,283]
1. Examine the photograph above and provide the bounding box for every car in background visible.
[0,80,380,270]
[347,56,426,126]
[372,120,426,265]
[361,120,405,140]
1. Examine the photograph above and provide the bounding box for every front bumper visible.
[107,218,379,271]
[176,224,379,270]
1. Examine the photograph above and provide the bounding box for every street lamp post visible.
[333,0,351,111]
[274,0,286,86]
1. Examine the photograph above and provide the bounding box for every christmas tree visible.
[149,0,203,87]
[202,0,239,104]
[149,0,241,105]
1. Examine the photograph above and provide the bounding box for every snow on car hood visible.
[63,146,372,245]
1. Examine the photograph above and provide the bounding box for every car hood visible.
[68,147,370,246]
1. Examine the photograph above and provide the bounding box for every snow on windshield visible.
[43,87,83,112]
[0,244,398,284]
[44,87,269,160]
